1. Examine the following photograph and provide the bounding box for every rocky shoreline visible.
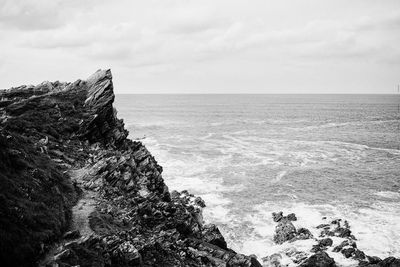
[0,70,398,267]
[265,212,400,266]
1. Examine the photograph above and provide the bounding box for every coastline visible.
[0,70,399,267]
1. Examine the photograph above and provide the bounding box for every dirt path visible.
[38,167,98,266]
[69,168,98,237]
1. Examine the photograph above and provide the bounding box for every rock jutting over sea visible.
[0,70,399,267]
[0,70,261,267]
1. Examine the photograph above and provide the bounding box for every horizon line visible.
[115,93,400,95]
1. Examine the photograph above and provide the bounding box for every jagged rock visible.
[0,69,262,267]
[367,256,382,264]
[63,230,81,240]
[287,213,297,221]
[284,248,309,264]
[342,247,356,258]
[319,238,333,247]
[272,212,283,222]
[274,218,297,244]
[311,238,333,253]
[353,249,366,260]
[201,224,227,250]
[317,224,331,229]
[300,251,336,267]
[379,257,400,267]
[295,227,314,240]
[262,253,283,267]
[272,212,315,244]
[333,240,357,253]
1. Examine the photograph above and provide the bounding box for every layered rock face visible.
[0,70,261,267]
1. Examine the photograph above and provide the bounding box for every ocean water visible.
[115,94,400,263]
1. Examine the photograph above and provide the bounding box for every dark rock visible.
[63,230,81,240]
[287,213,297,221]
[296,227,314,240]
[317,224,331,229]
[262,253,282,267]
[319,238,333,247]
[312,238,333,252]
[273,218,297,244]
[335,227,352,238]
[194,196,206,208]
[379,257,400,267]
[342,248,356,258]
[272,211,284,222]
[353,249,366,260]
[300,251,336,267]
[367,255,382,264]
[202,224,227,250]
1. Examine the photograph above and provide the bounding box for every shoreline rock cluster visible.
[0,70,261,267]
[262,212,400,267]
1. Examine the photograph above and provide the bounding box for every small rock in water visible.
[316,224,331,229]
[287,213,297,221]
[341,247,356,258]
[319,238,333,247]
[272,211,284,222]
[274,219,297,244]
[311,238,333,253]
[262,253,282,267]
[300,251,336,267]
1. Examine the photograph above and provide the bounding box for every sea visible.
[115,94,400,264]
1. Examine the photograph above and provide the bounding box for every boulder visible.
[274,219,297,244]
[300,251,336,267]
[202,224,227,250]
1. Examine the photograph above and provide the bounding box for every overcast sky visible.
[0,0,399,93]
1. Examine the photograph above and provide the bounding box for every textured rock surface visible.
[268,212,400,267]
[0,70,261,267]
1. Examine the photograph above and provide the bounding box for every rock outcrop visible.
[0,70,262,267]
[266,212,400,267]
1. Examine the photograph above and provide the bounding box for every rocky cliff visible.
[1,70,399,267]
[0,70,262,267]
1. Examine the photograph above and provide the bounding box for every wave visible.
[272,170,288,183]
[374,191,400,200]
[221,201,400,264]
[291,119,399,131]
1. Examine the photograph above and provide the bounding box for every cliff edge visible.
[0,70,262,267]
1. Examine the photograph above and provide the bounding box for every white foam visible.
[212,200,400,266]
[374,191,400,200]
[127,124,400,265]
[272,170,288,183]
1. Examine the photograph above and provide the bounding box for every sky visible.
[0,0,400,94]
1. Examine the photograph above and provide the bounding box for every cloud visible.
[0,0,399,93]
[0,0,68,30]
